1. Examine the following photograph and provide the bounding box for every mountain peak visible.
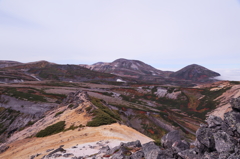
[170,64,220,81]
[88,58,171,78]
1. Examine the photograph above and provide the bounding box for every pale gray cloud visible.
[215,69,240,81]
[0,0,240,77]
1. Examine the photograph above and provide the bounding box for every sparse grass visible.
[85,106,92,112]
[36,121,65,137]
[68,104,74,109]
[64,124,79,131]
[86,109,116,127]
[3,88,47,102]
[90,97,120,120]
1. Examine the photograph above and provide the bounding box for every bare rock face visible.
[161,130,181,149]
[61,91,88,109]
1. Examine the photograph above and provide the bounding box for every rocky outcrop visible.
[61,91,88,109]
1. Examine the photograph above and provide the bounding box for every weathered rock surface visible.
[230,97,240,111]
[161,130,181,149]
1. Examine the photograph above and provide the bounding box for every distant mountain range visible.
[81,58,220,83]
[0,59,220,85]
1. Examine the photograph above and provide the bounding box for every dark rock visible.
[63,153,74,157]
[194,139,209,154]
[227,150,240,159]
[107,145,121,155]
[46,148,54,152]
[130,151,144,159]
[172,140,190,153]
[196,126,215,151]
[230,97,240,111]
[142,141,162,159]
[213,130,236,153]
[111,146,130,159]
[206,115,223,128]
[121,140,142,148]
[203,151,219,159]
[30,155,35,159]
[177,148,201,159]
[223,110,240,137]
[161,148,175,159]
[161,130,181,149]
[0,145,9,153]
[219,152,231,159]
[47,147,66,157]
[99,146,110,153]
[52,153,62,157]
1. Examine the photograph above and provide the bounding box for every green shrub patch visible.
[36,121,65,137]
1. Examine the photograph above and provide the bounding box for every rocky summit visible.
[28,97,240,159]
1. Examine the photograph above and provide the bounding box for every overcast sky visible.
[0,0,240,80]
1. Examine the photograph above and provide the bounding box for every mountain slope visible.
[82,58,172,78]
[2,61,130,83]
[170,64,220,82]
[0,91,152,159]
[0,61,22,68]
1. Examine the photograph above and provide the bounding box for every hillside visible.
[81,59,220,85]
[170,64,220,82]
[0,90,152,159]
[0,61,22,68]
[84,58,172,78]
[0,61,132,84]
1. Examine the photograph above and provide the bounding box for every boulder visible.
[111,146,130,159]
[213,130,236,153]
[46,147,66,157]
[121,140,142,148]
[130,151,144,159]
[206,115,223,128]
[99,145,110,153]
[196,125,215,151]
[177,148,201,159]
[172,140,190,153]
[142,141,162,159]
[223,110,240,137]
[161,130,181,149]
[230,97,240,111]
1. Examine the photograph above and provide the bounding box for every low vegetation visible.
[3,88,47,102]
[86,97,119,127]
[36,121,65,137]
[86,109,117,127]
[54,111,64,117]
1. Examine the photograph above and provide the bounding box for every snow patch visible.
[116,79,126,82]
